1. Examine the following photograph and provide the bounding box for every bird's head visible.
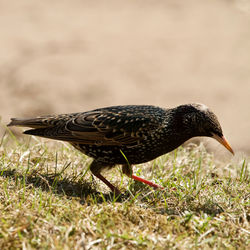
[174,103,234,155]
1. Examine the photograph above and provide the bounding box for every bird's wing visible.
[22,110,163,146]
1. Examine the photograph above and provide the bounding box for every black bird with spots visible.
[8,103,234,194]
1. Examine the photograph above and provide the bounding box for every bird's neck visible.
[159,120,194,154]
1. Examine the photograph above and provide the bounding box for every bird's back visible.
[8,105,167,145]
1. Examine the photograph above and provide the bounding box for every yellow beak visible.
[212,134,234,155]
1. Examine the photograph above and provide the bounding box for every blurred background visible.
[0,0,249,155]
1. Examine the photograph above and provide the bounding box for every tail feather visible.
[7,117,48,129]
[23,127,77,142]
[8,117,73,141]
[23,128,51,136]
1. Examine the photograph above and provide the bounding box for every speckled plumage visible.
[8,103,234,194]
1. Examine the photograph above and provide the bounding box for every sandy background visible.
[0,0,249,155]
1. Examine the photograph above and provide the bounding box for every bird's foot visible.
[131,175,164,190]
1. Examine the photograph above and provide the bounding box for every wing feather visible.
[16,106,165,146]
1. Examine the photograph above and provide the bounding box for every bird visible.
[7,103,234,194]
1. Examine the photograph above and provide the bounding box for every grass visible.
[0,133,249,249]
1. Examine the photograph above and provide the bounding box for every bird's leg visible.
[90,160,121,195]
[122,164,164,190]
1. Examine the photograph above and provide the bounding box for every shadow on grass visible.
[155,198,224,217]
[0,169,129,203]
[0,169,225,216]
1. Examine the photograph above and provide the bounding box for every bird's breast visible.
[72,130,190,165]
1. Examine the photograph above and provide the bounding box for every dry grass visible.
[0,132,249,249]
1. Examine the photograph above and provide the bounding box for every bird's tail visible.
[7,117,49,129]
[7,116,74,140]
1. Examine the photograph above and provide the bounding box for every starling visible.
[8,104,234,194]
